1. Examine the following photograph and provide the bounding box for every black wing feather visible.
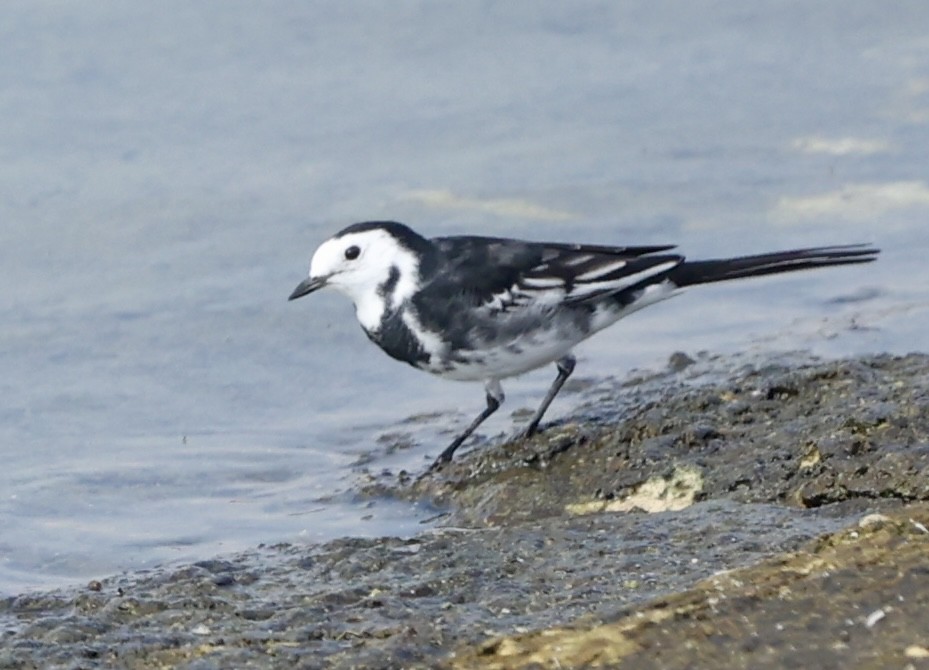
[422,235,680,307]
[407,235,680,352]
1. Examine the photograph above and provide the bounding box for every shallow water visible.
[1,1,927,593]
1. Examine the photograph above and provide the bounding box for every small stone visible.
[905,645,929,659]
[858,513,892,529]
[668,352,696,372]
[864,609,885,628]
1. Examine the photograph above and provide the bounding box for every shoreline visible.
[2,352,928,669]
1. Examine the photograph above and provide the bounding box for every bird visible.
[289,221,879,470]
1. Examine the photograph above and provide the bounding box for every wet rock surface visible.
[456,507,929,670]
[2,352,928,669]
[397,352,929,527]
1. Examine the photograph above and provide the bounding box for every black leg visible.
[518,354,576,439]
[429,380,504,469]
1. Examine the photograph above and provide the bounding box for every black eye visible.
[344,245,360,260]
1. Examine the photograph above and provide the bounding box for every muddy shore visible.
[2,352,928,669]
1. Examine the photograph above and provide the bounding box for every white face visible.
[307,229,421,328]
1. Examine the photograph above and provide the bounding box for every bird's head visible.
[289,221,433,313]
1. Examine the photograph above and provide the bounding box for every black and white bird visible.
[289,221,878,469]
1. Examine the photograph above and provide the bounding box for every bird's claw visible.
[510,424,540,443]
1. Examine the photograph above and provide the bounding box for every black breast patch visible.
[363,310,431,368]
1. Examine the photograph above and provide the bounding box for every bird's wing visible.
[421,236,684,312]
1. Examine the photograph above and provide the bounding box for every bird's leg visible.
[516,354,576,439]
[429,380,504,469]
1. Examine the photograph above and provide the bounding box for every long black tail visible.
[668,244,880,288]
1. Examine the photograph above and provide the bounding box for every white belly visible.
[429,327,581,381]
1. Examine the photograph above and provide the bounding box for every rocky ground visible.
[2,352,928,669]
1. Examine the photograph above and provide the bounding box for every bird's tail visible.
[668,244,880,288]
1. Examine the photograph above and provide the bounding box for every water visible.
[1,1,927,593]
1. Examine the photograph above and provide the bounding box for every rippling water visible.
[1,1,927,593]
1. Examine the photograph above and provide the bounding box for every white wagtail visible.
[289,221,878,469]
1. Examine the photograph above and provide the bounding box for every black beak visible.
[288,276,327,301]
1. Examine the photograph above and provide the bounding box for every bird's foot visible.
[510,423,541,443]
[414,451,453,481]
[413,461,440,484]
[426,454,450,473]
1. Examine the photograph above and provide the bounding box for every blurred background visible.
[1,1,927,592]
